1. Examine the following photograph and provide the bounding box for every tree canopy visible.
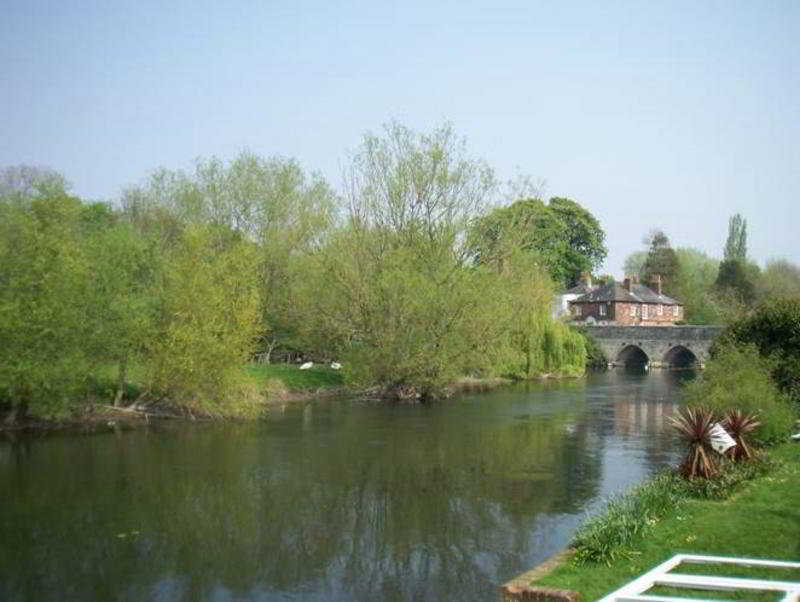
[470,196,606,288]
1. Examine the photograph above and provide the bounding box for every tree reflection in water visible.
[0,371,688,601]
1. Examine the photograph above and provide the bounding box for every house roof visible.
[572,281,681,305]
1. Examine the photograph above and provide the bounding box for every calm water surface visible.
[0,370,693,601]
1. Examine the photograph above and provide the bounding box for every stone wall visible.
[584,325,724,367]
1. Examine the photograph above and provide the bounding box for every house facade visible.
[568,275,684,326]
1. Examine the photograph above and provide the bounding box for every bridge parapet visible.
[583,325,724,368]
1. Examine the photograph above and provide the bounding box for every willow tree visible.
[0,183,92,420]
[302,122,500,399]
[122,152,338,360]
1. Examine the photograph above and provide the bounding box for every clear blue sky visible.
[2,1,798,276]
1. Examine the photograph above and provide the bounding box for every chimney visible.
[654,274,662,295]
[582,271,593,290]
[623,277,632,292]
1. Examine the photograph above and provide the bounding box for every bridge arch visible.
[616,344,649,367]
[663,345,698,368]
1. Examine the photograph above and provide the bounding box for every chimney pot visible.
[623,278,632,292]
[655,274,662,295]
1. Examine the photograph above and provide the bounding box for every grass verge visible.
[244,363,344,395]
[534,443,800,600]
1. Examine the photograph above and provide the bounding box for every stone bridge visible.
[584,325,724,368]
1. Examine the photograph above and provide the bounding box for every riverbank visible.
[1,364,531,433]
[507,442,800,600]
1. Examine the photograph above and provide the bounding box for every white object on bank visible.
[709,422,736,455]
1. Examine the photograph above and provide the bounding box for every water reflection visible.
[0,371,690,601]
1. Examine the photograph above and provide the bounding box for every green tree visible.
[718,297,800,401]
[122,151,338,360]
[641,230,679,294]
[548,197,607,286]
[470,196,606,288]
[672,247,721,324]
[623,250,648,278]
[723,213,747,262]
[0,185,93,420]
[301,122,500,399]
[144,225,262,415]
[757,259,800,300]
[716,213,757,304]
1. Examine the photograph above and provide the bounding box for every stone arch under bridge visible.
[583,325,724,368]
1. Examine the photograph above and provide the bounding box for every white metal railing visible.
[597,554,800,602]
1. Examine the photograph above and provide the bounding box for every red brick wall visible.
[571,301,683,325]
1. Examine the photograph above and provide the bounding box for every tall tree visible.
[716,213,756,304]
[641,229,679,294]
[723,213,748,262]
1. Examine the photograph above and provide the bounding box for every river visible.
[0,369,693,601]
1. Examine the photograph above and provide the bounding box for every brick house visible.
[568,275,684,326]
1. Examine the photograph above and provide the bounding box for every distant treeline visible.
[0,122,608,421]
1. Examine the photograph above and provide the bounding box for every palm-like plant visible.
[670,407,719,479]
[721,409,761,461]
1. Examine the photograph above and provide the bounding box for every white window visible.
[642,305,649,319]
[673,305,680,317]
[658,304,663,316]
[574,305,582,316]
[599,303,607,316]
[630,305,637,317]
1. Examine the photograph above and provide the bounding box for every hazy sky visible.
[2,1,798,276]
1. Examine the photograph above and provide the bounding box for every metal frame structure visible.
[597,554,800,601]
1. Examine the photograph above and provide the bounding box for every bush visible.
[683,344,796,445]
[718,297,800,401]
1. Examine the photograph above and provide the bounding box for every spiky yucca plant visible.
[721,409,761,461]
[670,407,719,479]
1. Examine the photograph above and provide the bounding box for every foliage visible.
[641,229,679,295]
[719,297,800,400]
[122,151,338,360]
[571,473,686,565]
[571,453,778,566]
[574,327,608,369]
[758,258,800,300]
[671,247,722,324]
[143,225,262,416]
[538,443,798,599]
[469,196,606,289]
[723,213,748,262]
[669,407,719,479]
[622,250,647,278]
[684,344,795,444]
[715,258,757,304]
[548,197,608,287]
[0,190,93,419]
[721,409,761,461]
[298,123,502,399]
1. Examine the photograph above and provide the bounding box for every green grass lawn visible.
[245,363,344,393]
[536,443,800,600]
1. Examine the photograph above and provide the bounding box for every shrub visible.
[718,297,800,400]
[683,344,795,445]
[721,409,761,461]
[670,407,719,479]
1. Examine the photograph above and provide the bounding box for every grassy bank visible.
[245,363,345,396]
[533,442,800,600]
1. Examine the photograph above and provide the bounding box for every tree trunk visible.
[114,355,128,407]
